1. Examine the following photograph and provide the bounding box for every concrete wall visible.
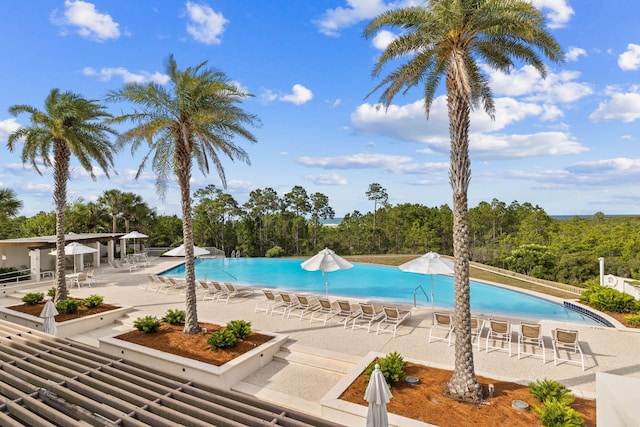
[597,372,640,426]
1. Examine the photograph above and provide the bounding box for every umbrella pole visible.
[430,275,435,312]
[324,272,329,298]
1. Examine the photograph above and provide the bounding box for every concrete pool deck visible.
[6,258,640,424]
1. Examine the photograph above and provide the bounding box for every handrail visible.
[0,268,31,285]
[201,268,238,282]
[413,284,430,307]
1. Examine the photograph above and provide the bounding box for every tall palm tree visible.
[7,88,117,302]
[107,55,260,334]
[0,188,23,222]
[98,189,125,233]
[364,0,562,401]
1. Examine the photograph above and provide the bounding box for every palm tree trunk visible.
[177,146,201,334]
[53,140,71,302]
[446,60,483,401]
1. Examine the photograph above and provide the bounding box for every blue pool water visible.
[162,258,598,325]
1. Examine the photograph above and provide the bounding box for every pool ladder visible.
[201,268,237,282]
[413,285,431,307]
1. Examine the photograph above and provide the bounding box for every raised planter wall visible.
[0,306,133,338]
[98,327,288,390]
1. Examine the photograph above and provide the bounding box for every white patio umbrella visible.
[162,244,210,257]
[398,252,454,310]
[364,363,392,427]
[48,242,98,273]
[121,231,148,255]
[39,299,58,336]
[301,247,353,297]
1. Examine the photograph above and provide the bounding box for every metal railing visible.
[413,284,430,307]
[0,269,31,285]
[200,268,237,282]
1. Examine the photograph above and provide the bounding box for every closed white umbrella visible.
[301,247,353,297]
[399,252,454,310]
[49,242,98,273]
[162,244,210,257]
[364,363,392,427]
[39,299,58,336]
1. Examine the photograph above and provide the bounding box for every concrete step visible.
[275,341,360,374]
[232,380,322,417]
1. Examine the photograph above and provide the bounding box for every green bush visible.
[83,294,104,308]
[207,329,237,349]
[22,292,44,305]
[533,398,585,427]
[163,309,186,325]
[624,313,640,326]
[227,320,252,339]
[133,315,162,333]
[529,379,574,405]
[265,246,285,258]
[364,351,407,386]
[579,286,639,313]
[47,287,56,298]
[56,299,80,314]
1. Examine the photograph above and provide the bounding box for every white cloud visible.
[304,172,348,185]
[185,2,227,45]
[372,30,397,50]
[618,43,640,71]
[0,118,21,142]
[315,0,388,36]
[565,46,586,62]
[280,84,314,105]
[82,67,170,84]
[297,153,412,170]
[470,132,587,159]
[52,0,121,41]
[530,0,574,29]
[589,89,640,123]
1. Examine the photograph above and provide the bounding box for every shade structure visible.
[162,244,210,257]
[364,363,392,427]
[301,247,353,297]
[121,231,148,255]
[398,252,454,310]
[48,242,98,273]
[39,299,58,336]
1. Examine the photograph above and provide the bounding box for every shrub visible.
[207,329,237,349]
[227,320,252,339]
[533,398,585,427]
[265,246,285,258]
[83,294,104,308]
[47,288,56,298]
[365,351,407,386]
[22,292,44,305]
[56,299,80,314]
[163,309,186,325]
[133,315,161,333]
[528,379,573,405]
[579,286,639,313]
[624,313,640,326]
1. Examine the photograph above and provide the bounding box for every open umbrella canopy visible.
[48,242,98,273]
[162,244,210,257]
[301,247,353,297]
[364,363,392,427]
[121,231,149,255]
[399,252,454,309]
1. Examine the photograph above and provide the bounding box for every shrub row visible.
[579,285,640,314]
[21,292,104,314]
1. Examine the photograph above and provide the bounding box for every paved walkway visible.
[8,258,640,419]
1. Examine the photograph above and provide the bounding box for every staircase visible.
[232,340,360,417]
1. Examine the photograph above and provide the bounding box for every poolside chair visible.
[271,292,298,316]
[85,269,96,285]
[140,275,160,292]
[428,312,454,345]
[518,322,546,363]
[350,302,383,332]
[159,277,186,295]
[255,289,281,315]
[376,306,412,337]
[309,297,336,326]
[552,328,584,370]
[470,316,485,351]
[217,283,254,304]
[331,300,358,327]
[70,273,89,289]
[208,281,229,301]
[287,294,320,320]
[485,319,512,356]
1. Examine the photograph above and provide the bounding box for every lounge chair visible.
[428,312,454,345]
[518,322,546,363]
[376,306,411,337]
[331,300,358,327]
[470,316,485,351]
[552,328,584,370]
[350,302,383,332]
[287,294,320,320]
[270,291,298,316]
[485,319,512,356]
[140,274,160,291]
[255,289,281,315]
[159,277,186,295]
[309,297,336,326]
[217,283,254,304]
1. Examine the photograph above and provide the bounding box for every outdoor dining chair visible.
[428,312,454,345]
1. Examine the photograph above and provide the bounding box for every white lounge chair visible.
[287,294,320,320]
[485,319,512,356]
[270,291,298,316]
[309,297,336,326]
[331,300,358,327]
[255,289,281,315]
[350,302,383,332]
[428,312,454,345]
[376,306,411,337]
[552,328,584,370]
[217,283,254,304]
[518,322,545,363]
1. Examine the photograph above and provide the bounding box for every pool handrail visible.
[413,285,430,307]
[202,268,237,282]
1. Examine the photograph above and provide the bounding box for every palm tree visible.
[364,0,562,401]
[0,188,23,222]
[98,189,125,233]
[7,89,117,302]
[107,55,260,334]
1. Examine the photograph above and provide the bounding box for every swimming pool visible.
[162,258,599,325]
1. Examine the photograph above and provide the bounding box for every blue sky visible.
[0,0,639,218]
